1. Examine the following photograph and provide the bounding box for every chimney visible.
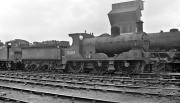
[136,20,143,33]
[111,26,120,37]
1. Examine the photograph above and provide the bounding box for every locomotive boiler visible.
[149,30,180,51]
[95,31,149,57]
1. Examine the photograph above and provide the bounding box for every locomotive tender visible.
[0,0,179,74]
[22,41,69,71]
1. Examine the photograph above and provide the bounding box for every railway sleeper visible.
[0,85,118,103]
[0,96,28,103]
[0,77,179,98]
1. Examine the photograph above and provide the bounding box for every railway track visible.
[0,71,180,90]
[0,78,175,103]
[1,70,179,78]
[0,75,179,97]
[0,96,28,103]
[1,71,180,86]
[0,84,118,103]
[0,71,179,103]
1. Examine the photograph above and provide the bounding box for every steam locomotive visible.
[0,0,179,74]
[63,26,180,74]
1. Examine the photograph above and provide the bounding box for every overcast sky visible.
[0,0,180,43]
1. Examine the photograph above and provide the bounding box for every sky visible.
[0,0,180,43]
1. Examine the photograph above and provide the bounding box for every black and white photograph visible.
[0,0,179,103]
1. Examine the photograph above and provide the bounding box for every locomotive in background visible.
[0,39,29,70]
[0,0,179,74]
[0,39,69,72]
